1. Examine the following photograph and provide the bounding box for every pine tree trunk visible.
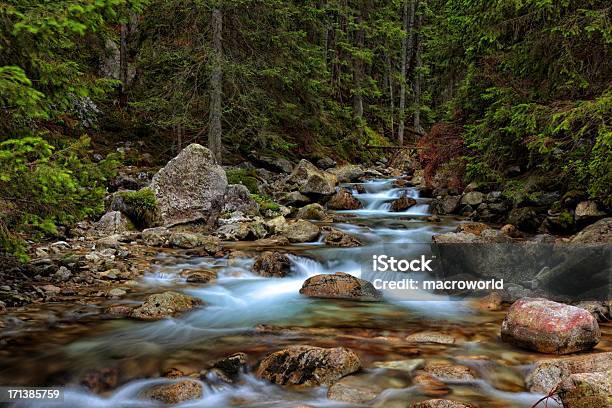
[353,15,365,142]
[398,0,415,146]
[413,7,424,136]
[208,7,223,163]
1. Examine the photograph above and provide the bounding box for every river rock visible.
[299,272,382,301]
[131,291,202,321]
[283,220,320,243]
[94,211,130,236]
[277,191,311,206]
[316,156,336,170]
[432,195,461,215]
[526,351,612,393]
[324,229,361,247]
[181,269,217,283]
[265,215,288,233]
[256,345,361,386]
[412,373,450,397]
[422,362,476,381]
[168,232,219,250]
[405,332,456,344]
[455,222,488,236]
[150,144,227,227]
[556,372,611,408]
[460,191,484,207]
[285,159,337,195]
[500,224,521,238]
[390,196,417,212]
[252,251,291,277]
[142,226,171,246]
[409,399,475,408]
[432,232,481,244]
[574,301,610,322]
[223,184,259,215]
[501,298,600,354]
[80,367,119,394]
[217,220,268,241]
[208,352,247,383]
[143,380,203,404]
[327,188,362,210]
[327,375,382,404]
[574,200,605,222]
[508,207,543,233]
[570,217,611,243]
[328,164,364,183]
[296,203,329,220]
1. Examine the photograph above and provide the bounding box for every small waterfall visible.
[344,179,430,215]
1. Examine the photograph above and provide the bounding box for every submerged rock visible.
[412,373,451,397]
[256,345,361,386]
[327,188,362,210]
[390,195,417,212]
[285,159,337,195]
[327,375,382,404]
[405,332,456,344]
[150,144,227,227]
[181,269,217,283]
[252,251,291,277]
[501,298,600,354]
[131,291,202,321]
[409,399,475,408]
[143,380,203,404]
[526,351,612,393]
[422,362,476,381]
[299,272,382,301]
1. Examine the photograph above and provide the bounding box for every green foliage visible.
[426,0,611,205]
[0,136,118,259]
[251,194,280,212]
[115,187,158,228]
[226,168,259,194]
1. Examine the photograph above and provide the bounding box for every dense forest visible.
[0,0,610,255]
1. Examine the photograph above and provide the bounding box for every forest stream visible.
[2,178,608,408]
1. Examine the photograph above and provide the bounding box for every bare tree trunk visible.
[413,6,424,136]
[119,23,128,106]
[208,7,223,163]
[398,0,415,146]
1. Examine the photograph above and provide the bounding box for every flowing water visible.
[1,178,584,407]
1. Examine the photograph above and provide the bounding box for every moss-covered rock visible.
[111,187,160,229]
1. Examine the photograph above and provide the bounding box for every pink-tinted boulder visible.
[501,298,600,354]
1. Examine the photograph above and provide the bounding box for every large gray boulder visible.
[570,217,611,243]
[150,144,227,227]
[285,159,337,195]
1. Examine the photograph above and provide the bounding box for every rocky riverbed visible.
[0,144,610,408]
